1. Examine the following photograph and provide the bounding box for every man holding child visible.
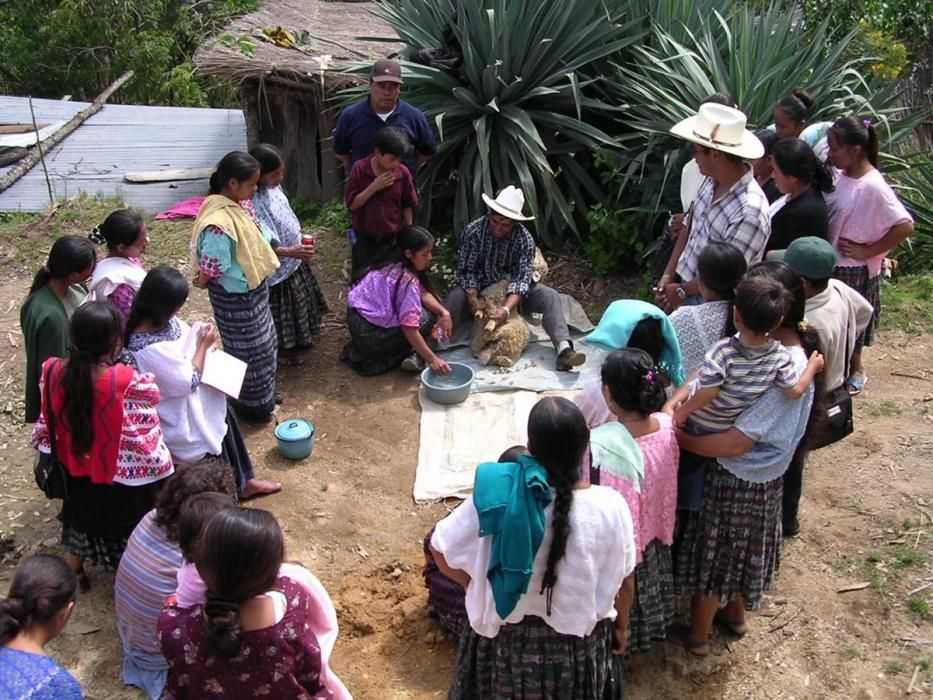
[443,186,587,372]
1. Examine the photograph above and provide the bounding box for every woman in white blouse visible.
[125,267,280,500]
[431,397,636,699]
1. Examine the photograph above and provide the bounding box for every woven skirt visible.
[674,464,783,610]
[341,308,434,377]
[268,263,329,351]
[60,476,164,570]
[449,616,625,700]
[833,265,880,349]
[423,529,467,638]
[208,282,277,419]
[628,540,675,654]
[220,407,255,494]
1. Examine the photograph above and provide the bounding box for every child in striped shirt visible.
[674,276,823,433]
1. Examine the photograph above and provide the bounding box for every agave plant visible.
[367,0,642,248]
[600,0,925,213]
[890,157,933,274]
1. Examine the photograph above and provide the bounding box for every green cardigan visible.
[20,285,85,422]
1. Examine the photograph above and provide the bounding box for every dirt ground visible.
[0,208,930,699]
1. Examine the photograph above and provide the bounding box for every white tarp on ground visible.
[414,388,578,503]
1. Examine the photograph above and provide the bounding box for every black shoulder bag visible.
[809,330,855,450]
[34,360,69,499]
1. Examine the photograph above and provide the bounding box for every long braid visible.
[540,468,575,614]
[527,396,589,615]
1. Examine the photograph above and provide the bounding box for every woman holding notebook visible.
[126,267,281,500]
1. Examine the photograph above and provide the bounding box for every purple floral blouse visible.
[158,576,333,699]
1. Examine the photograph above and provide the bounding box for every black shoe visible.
[783,518,800,538]
[556,347,586,371]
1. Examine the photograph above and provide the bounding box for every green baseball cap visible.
[769,236,837,279]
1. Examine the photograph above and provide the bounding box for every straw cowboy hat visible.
[670,103,764,160]
[482,185,535,221]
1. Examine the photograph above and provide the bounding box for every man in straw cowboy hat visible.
[655,103,771,312]
[443,186,586,371]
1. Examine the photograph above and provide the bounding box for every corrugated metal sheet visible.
[0,97,246,214]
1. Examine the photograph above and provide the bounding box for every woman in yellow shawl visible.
[191,152,282,422]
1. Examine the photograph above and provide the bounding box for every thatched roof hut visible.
[196,0,402,204]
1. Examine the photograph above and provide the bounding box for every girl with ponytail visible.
[0,555,81,698]
[249,143,329,367]
[431,396,637,699]
[192,151,281,423]
[85,208,148,324]
[595,349,680,653]
[158,507,349,699]
[31,302,173,591]
[825,116,914,395]
[20,235,96,422]
[343,225,452,376]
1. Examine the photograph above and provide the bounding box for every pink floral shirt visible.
[633,413,679,551]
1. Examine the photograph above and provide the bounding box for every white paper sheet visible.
[183,321,247,399]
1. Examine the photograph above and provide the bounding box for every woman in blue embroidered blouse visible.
[0,555,83,699]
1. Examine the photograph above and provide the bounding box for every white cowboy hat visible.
[481,185,535,221]
[670,103,764,160]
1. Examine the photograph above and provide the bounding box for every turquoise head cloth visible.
[585,299,686,386]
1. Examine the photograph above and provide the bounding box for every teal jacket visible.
[473,454,552,619]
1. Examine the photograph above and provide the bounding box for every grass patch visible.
[907,596,931,619]
[840,647,865,661]
[0,195,193,275]
[891,545,928,571]
[885,661,906,675]
[866,400,904,418]
[882,274,933,334]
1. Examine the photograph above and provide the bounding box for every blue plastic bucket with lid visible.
[274,418,315,460]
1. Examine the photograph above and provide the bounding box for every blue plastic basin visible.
[421,362,474,405]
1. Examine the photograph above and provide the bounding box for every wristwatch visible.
[675,286,687,301]
[501,306,511,319]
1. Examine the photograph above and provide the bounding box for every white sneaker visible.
[401,353,424,372]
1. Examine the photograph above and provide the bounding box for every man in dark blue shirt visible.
[333,59,437,177]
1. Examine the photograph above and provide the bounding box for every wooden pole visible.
[0,70,134,194]
[27,96,54,205]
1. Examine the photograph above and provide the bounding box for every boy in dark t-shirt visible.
[345,126,419,279]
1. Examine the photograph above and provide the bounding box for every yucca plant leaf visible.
[597,0,924,216]
[368,0,638,247]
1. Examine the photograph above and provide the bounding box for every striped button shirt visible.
[690,336,798,433]
[457,216,535,296]
[677,169,771,282]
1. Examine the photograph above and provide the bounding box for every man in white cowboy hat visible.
[655,102,771,312]
[444,186,586,371]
